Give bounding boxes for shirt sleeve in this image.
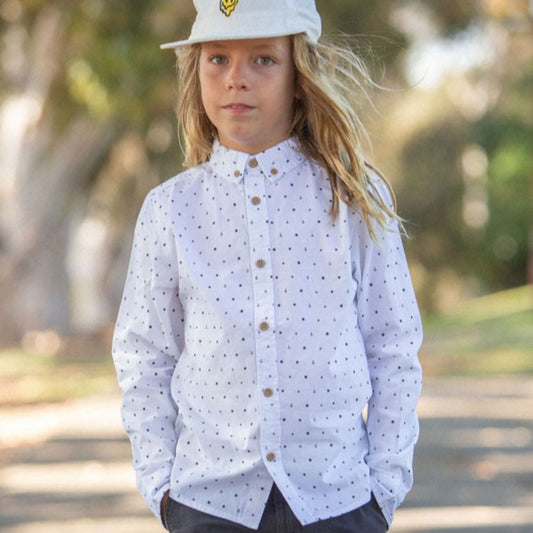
[112,190,184,522]
[353,177,423,525]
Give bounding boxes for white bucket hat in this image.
[160,0,321,49]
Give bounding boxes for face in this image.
[199,36,296,154]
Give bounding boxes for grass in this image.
[0,347,118,406]
[420,285,533,377]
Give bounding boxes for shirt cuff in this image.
[370,475,397,525]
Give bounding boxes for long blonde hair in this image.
[175,34,399,237]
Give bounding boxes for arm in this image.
[354,180,423,525]
[112,191,184,523]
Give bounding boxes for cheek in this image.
[279,77,297,113]
[280,68,296,105]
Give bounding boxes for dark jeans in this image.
[165,484,388,532]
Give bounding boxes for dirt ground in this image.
[1,376,533,533]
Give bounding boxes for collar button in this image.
[248,158,258,168]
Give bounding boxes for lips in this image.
[223,103,254,113]
[224,103,253,108]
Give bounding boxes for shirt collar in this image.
[208,138,306,183]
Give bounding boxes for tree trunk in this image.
[0,6,119,345]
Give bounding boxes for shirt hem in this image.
[298,490,372,526]
[170,494,264,530]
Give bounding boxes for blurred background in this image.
[0,1,532,532]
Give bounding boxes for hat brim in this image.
[160,38,201,49]
[160,29,309,50]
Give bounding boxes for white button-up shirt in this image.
[112,138,422,529]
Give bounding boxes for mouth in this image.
[223,103,254,113]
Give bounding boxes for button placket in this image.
[243,161,282,474]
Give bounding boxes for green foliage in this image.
[61,1,188,127]
[421,0,477,33]
[472,61,533,289]
[398,34,532,307]
[398,118,469,269]
[485,134,532,286]
[317,0,407,77]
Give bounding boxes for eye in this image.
[256,56,275,66]
[209,55,228,65]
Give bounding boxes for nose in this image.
[226,60,249,90]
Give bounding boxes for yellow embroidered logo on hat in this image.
[220,0,239,17]
[160,0,322,49]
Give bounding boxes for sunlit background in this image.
[0,1,532,532]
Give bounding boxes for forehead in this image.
[201,36,292,54]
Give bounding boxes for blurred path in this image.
[0,395,159,533]
[1,377,533,533]
[392,377,533,533]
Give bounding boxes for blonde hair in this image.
[175,34,399,237]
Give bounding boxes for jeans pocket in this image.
[164,497,173,532]
[370,494,389,531]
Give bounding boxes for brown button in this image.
[259,321,270,331]
[256,259,266,268]
[251,196,261,205]
[234,170,241,178]
[263,388,274,398]
[270,168,278,175]
[266,452,276,462]
[248,158,258,168]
